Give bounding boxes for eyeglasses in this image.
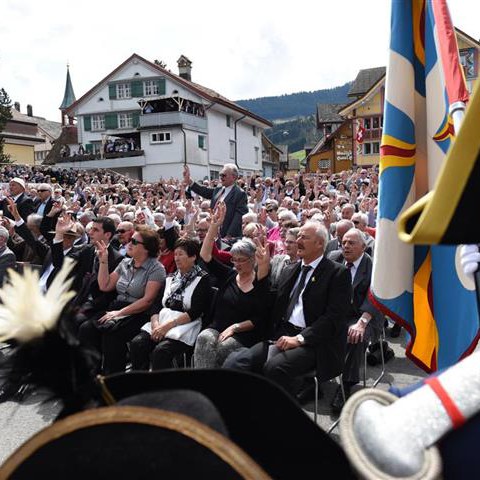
[37,189,50,192]
[352,220,360,225]
[130,238,144,246]
[116,229,127,234]
[219,173,227,178]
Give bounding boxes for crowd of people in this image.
[0,161,393,412]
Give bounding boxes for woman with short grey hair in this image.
[193,203,269,368]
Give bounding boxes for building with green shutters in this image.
[57,54,271,181]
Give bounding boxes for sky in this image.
[1,0,479,123]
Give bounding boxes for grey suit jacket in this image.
[190,182,248,238]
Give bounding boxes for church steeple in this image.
[60,64,76,126]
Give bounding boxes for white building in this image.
[58,54,271,181]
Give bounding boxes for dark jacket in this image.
[271,256,352,379]
[190,182,248,238]
[2,193,35,222]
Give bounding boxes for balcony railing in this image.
[55,149,145,163]
[139,111,207,130]
[363,128,382,140]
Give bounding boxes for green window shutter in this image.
[198,135,205,148]
[109,84,117,100]
[83,116,91,131]
[105,113,118,130]
[157,78,166,95]
[131,81,143,97]
[132,112,140,128]
[85,143,94,153]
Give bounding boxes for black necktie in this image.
[285,265,312,322]
[346,262,354,282]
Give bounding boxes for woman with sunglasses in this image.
[78,226,166,374]
[193,202,270,368]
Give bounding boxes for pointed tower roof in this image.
[59,65,76,110]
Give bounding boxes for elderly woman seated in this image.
[78,226,166,374]
[193,203,269,369]
[129,238,211,370]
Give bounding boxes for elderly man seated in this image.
[328,228,383,413]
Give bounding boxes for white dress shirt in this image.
[288,255,323,328]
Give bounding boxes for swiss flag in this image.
[356,125,365,144]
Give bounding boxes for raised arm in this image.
[200,202,225,264]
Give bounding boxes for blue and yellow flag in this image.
[371,0,479,372]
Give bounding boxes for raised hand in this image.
[183,165,191,186]
[212,201,226,225]
[55,213,75,235]
[95,240,109,264]
[6,197,20,221]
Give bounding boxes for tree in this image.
[0,88,12,163]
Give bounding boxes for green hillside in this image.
[236,82,352,121]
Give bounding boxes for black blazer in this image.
[2,193,35,222]
[51,242,123,309]
[328,251,383,330]
[271,256,352,379]
[190,182,248,238]
[34,197,59,241]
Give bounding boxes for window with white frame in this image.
[254,146,259,164]
[91,115,105,131]
[144,80,159,96]
[229,140,235,159]
[150,131,172,144]
[116,83,131,99]
[226,115,233,128]
[252,125,257,136]
[363,142,380,155]
[118,113,133,129]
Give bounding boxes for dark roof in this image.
[66,53,272,127]
[348,67,386,97]
[60,66,76,110]
[316,103,346,123]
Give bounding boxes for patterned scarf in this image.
[165,264,203,310]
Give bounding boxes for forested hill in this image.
[236,82,352,121]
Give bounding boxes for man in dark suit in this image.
[324,219,354,257]
[183,164,248,239]
[33,183,60,241]
[328,228,383,412]
[225,221,352,397]
[1,178,35,222]
[52,216,123,330]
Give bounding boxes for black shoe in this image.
[0,380,22,403]
[330,385,351,414]
[390,323,402,338]
[296,383,322,405]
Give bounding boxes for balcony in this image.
[139,111,207,131]
[363,128,382,141]
[54,149,145,164]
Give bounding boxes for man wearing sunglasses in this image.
[114,221,135,257]
[183,164,247,240]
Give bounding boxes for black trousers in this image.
[78,301,149,375]
[130,331,193,371]
[223,322,317,395]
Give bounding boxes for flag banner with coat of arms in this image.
[370,0,480,372]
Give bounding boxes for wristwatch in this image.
[233,323,239,332]
[296,334,305,345]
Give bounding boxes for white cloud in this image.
[0,0,477,121]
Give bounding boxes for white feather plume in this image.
[0,258,77,343]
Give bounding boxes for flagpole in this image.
[449,101,467,132]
